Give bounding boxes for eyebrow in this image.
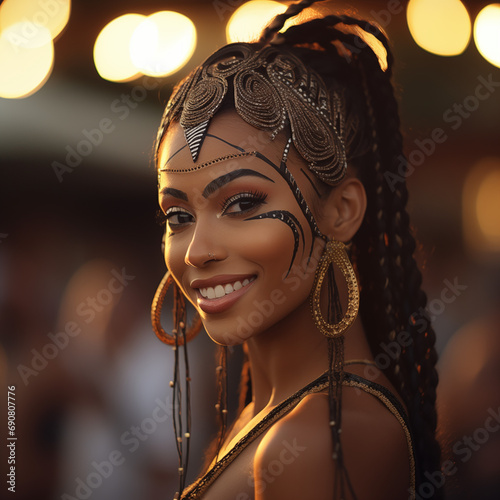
[159,187,189,201]
[202,169,274,198]
[160,169,275,202]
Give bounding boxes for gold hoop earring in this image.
[151,271,203,345]
[310,239,359,337]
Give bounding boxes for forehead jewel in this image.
[159,43,347,185]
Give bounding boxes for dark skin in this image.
[158,110,410,499]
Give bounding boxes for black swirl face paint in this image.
[300,168,322,198]
[161,132,327,271]
[244,210,304,277]
[252,136,327,267]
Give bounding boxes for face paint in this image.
[300,168,322,198]
[157,111,331,345]
[245,210,304,277]
[160,134,254,175]
[184,120,210,161]
[161,127,326,270]
[161,130,326,258]
[252,136,327,266]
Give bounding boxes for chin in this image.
[202,318,258,346]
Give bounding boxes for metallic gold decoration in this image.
[160,151,257,173]
[310,240,359,337]
[158,43,347,185]
[151,271,203,345]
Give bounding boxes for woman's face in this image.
[157,110,327,345]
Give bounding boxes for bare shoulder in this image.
[253,385,410,500]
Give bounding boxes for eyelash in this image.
[156,208,193,231]
[165,207,192,226]
[219,190,267,215]
[157,190,268,231]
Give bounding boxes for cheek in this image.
[238,220,292,267]
[163,234,189,286]
[208,259,317,346]
[204,222,320,346]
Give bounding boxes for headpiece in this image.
[157,43,348,185]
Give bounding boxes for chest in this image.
[200,436,263,500]
[191,404,274,500]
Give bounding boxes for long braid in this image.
[259,0,316,44]
[357,37,442,492]
[330,21,441,494]
[256,4,442,497]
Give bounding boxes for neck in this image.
[244,297,373,415]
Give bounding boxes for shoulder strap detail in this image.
[180,372,416,499]
[342,373,416,498]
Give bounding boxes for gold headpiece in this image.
[157,43,347,186]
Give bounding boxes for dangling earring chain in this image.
[310,238,360,500]
[170,295,191,497]
[215,346,228,462]
[150,272,205,498]
[310,239,359,337]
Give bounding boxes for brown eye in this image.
[220,191,267,216]
[165,207,194,229]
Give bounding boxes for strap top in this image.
[180,369,416,499]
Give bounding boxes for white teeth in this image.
[198,277,255,300]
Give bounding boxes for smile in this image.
[191,274,257,314]
[199,277,255,299]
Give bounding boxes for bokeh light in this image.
[476,169,500,244]
[130,11,196,78]
[463,157,500,254]
[407,0,471,56]
[0,0,70,41]
[0,26,54,98]
[474,4,500,68]
[94,14,145,83]
[226,1,287,43]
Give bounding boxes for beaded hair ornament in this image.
[157,43,347,185]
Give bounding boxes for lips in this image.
[190,274,256,314]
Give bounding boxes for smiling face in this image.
[157,110,328,345]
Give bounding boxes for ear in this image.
[319,177,367,242]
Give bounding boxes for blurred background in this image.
[1,0,499,499]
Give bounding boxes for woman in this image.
[152,1,441,498]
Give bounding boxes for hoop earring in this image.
[151,271,203,346]
[310,239,359,337]
[152,271,203,496]
[310,239,360,498]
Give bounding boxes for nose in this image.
[184,223,227,268]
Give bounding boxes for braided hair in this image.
[248,1,441,496]
[158,1,441,496]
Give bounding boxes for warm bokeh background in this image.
[1,1,499,499]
